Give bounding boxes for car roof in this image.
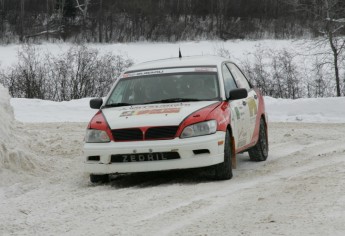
[125,55,230,72]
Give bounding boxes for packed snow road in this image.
[1,122,345,235]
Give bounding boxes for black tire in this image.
[248,118,268,161]
[90,174,110,183]
[214,130,233,180]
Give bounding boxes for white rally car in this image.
[84,56,268,183]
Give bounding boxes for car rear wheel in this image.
[214,130,233,180]
[249,118,268,161]
[90,174,110,183]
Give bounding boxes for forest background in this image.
[1,0,345,99]
[1,0,342,43]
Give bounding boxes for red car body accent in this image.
[88,111,113,141]
[206,101,230,132]
[175,101,223,136]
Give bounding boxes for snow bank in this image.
[0,85,14,141]
[0,85,44,185]
[265,96,345,123]
[10,97,94,123]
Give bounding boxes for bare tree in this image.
[293,0,345,96]
[0,0,4,40]
[57,0,66,39]
[75,0,90,38]
[322,0,345,96]
[239,47,304,99]
[20,0,24,42]
[98,0,103,43]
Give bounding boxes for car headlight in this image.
[85,129,110,143]
[180,120,217,138]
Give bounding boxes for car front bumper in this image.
[83,131,226,174]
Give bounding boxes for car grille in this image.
[112,126,178,141]
[112,128,143,141]
[146,126,179,139]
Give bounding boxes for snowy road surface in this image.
[1,122,345,235]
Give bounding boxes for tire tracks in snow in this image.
[136,152,345,235]
[129,136,345,235]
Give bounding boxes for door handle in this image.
[242,101,247,106]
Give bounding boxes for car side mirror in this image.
[229,88,248,100]
[90,98,103,109]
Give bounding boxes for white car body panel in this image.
[84,131,226,174]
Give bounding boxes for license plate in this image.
[111,152,180,163]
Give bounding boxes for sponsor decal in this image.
[234,107,240,120]
[134,70,164,77]
[247,98,258,117]
[120,108,181,117]
[124,67,217,78]
[194,67,216,72]
[237,128,247,148]
[123,153,166,162]
[118,103,191,110]
[111,152,180,162]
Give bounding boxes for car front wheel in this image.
[248,118,268,161]
[214,130,233,180]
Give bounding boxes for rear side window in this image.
[222,64,237,98]
[226,63,251,91]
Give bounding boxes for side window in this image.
[227,63,251,91]
[222,64,237,98]
[107,79,131,104]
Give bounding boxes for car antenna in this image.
[179,47,182,58]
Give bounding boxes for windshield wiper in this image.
[103,102,132,108]
[146,98,202,104]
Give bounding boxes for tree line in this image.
[1,43,343,101]
[1,0,345,43]
[0,0,344,97]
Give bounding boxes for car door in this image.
[221,63,248,149]
[227,63,258,146]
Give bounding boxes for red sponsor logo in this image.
[120,108,181,117]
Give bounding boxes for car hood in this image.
[102,101,219,129]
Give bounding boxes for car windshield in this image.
[105,71,220,106]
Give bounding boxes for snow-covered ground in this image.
[1,82,345,235]
[1,39,344,236]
